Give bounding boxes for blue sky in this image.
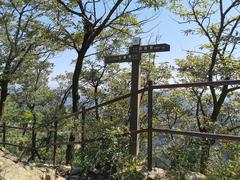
[48,7,207,84]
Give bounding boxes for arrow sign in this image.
[104,54,132,64]
[129,43,170,54]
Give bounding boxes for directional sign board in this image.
[103,40,171,158]
[129,43,170,54]
[104,54,132,64]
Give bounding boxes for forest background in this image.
[0,0,240,179]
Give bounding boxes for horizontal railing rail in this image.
[0,142,32,149]
[0,124,32,131]
[152,128,240,141]
[47,89,146,125]
[41,128,240,146]
[1,127,239,149]
[153,80,240,89]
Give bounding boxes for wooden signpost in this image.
[104,55,132,64]
[129,43,170,54]
[104,38,170,156]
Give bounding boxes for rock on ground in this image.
[144,168,169,180]
[185,172,207,180]
[0,147,64,180]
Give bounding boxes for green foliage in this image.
[207,142,240,179]
[176,53,210,82]
[117,158,145,179]
[138,0,170,9]
[163,137,202,171]
[0,0,55,82]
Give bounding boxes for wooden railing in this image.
[0,80,240,171]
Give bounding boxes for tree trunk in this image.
[0,80,9,122]
[65,132,75,165]
[66,42,91,165]
[199,139,212,173]
[199,88,228,173]
[29,107,38,161]
[94,86,100,120]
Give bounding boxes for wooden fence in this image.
[1,80,240,171]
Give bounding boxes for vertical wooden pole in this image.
[147,81,153,171]
[53,120,58,166]
[129,50,141,156]
[81,106,85,161]
[2,122,6,148]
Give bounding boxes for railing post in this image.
[2,122,6,148]
[81,106,85,161]
[147,81,153,171]
[53,120,58,166]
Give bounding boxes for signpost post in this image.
[104,38,170,157]
[129,46,141,156]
